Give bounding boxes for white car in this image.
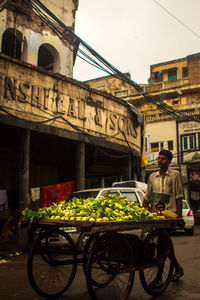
[67,187,145,207]
[181,199,195,235]
[65,187,145,249]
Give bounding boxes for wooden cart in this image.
[27,218,184,300]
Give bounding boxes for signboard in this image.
[0,57,141,151]
[179,121,200,134]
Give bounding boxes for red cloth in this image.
[41,181,75,208]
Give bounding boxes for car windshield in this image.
[182,200,189,209]
[120,192,139,204]
[66,191,99,201]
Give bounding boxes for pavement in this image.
[1,226,200,300]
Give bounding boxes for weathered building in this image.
[85,53,200,210]
[0,0,79,77]
[0,0,143,225]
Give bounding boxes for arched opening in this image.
[38,43,60,73]
[1,28,27,61]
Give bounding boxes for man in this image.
[143,149,184,283]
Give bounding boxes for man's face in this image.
[157,154,171,169]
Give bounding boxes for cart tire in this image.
[86,233,135,300]
[139,229,174,296]
[27,229,77,298]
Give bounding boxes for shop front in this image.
[178,120,200,211]
[0,54,143,236]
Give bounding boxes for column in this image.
[75,142,85,191]
[128,154,132,180]
[18,128,30,217]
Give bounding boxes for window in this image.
[145,136,149,152]
[120,191,139,204]
[182,135,195,150]
[153,72,159,80]
[151,142,164,152]
[168,69,177,81]
[38,44,60,73]
[172,100,179,105]
[168,140,173,151]
[152,71,162,82]
[2,28,28,62]
[182,67,188,78]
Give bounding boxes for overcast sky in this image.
[73,0,200,84]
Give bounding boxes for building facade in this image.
[0,0,79,77]
[85,53,200,210]
[0,0,143,226]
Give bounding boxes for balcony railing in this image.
[145,78,189,93]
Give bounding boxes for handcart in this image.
[27,218,184,300]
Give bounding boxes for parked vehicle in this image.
[180,200,195,235]
[65,187,145,249]
[112,180,147,193]
[67,186,145,207]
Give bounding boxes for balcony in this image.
[145,78,189,94]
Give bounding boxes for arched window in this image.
[1,28,27,60]
[38,43,60,73]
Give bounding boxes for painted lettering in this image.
[4,76,16,100]
[18,82,30,102]
[78,100,86,120]
[31,86,42,107]
[68,98,76,117]
[43,88,50,109]
[94,108,102,126]
[110,113,117,130]
[118,117,125,133]
[126,119,137,138]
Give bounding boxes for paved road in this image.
[1,226,200,300]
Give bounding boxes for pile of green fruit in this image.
[21,193,165,223]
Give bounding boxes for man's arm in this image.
[142,199,150,209]
[143,175,153,209]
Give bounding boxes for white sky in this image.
[73,0,200,84]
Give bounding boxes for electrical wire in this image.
[25,0,200,124]
[146,150,194,167]
[153,0,200,39]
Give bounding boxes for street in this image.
[1,226,200,300]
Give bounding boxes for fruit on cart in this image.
[162,210,177,219]
[21,192,166,223]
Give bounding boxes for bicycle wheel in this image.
[86,233,135,300]
[27,229,77,298]
[139,229,174,296]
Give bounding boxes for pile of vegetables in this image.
[22,193,166,223]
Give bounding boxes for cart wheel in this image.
[139,229,174,296]
[27,229,77,298]
[86,233,135,300]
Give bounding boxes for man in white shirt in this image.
[143,149,184,284]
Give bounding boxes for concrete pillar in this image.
[17,128,30,251]
[128,154,132,180]
[100,177,105,187]
[18,128,30,217]
[75,142,85,191]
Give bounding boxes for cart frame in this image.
[27,218,184,299]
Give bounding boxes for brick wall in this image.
[187,53,200,84]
